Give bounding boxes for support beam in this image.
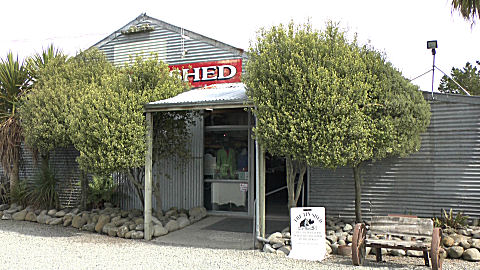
[144,112,153,240]
[259,145,266,238]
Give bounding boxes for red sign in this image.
[169,59,242,88]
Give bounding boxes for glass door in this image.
[203,109,251,214]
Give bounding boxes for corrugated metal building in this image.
[309,93,480,219]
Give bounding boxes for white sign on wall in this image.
[288,207,326,261]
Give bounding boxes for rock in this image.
[36,213,49,224]
[188,206,207,222]
[390,249,406,256]
[12,209,27,221]
[117,225,129,238]
[165,209,177,218]
[25,212,37,222]
[131,231,144,239]
[347,235,353,243]
[153,225,168,237]
[128,209,142,219]
[45,216,54,224]
[104,202,113,208]
[47,209,57,216]
[337,240,346,246]
[337,245,351,256]
[326,235,338,244]
[452,234,469,245]
[95,215,111,233]
[371,248,387,255]
[442,236,454,247]
[267,232,282,242]
[134,218,144,225]
[165,220,179,232]
[70,208,80,215]
[278,245,291,255]
[113,218,129,227]
[458,229,469,236]
[0,204,9,211]
[55,210,66,217]
[71,215,87,229]
[471,239,480,249]
[406,250,424,257]
[102,223,114,234]
[272,242,284,249]
[326,244,332,254]
[135,224,144,231]
[269,237,284,245]
[125,231,133,239]
[473,232,480,239]
[460,240,471,249]
[365,247,371,256]
[263,244,275,253]
[343,223,353,232]
[82,223,96,232]
[120,210,129,218]
[63,215,73,227]
[49,218,63,225]
[152,216,162,225]
[107,226,119,237]
[1,213,12,220]
[447,246,464,259]
[129,223,137,230]
[177,216,190,229]
[463,248,480,261]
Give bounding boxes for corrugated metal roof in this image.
[145,83,252,112]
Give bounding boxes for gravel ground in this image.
[0,220,478,270]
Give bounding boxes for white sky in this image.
[1,0,479,92]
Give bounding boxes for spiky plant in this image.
[0,52,30,191]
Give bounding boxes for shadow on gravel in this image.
[0,220,84,238]
[331,255,430,269]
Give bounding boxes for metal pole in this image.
[431,48,436,99]
[144,112,153,240]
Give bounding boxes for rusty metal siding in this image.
[309,99,480,220]
[97,25,242,67]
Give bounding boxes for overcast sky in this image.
[1,0,479,92]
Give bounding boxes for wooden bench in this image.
[351,216,443,270]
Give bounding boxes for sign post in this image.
[288,207,326,261]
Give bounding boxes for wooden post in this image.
[144,112,153,240]
[259,145,266,238]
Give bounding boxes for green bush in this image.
[88,175,117,209]
[0,181,9,204]
[433,208,469,229]
[10,181,30,206]
[31,169,59,209]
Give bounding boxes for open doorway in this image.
[265,154,308,219]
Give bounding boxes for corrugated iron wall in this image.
[309,97,480,220]
[114,114,203,211]
[0,145,82,208]
[98,25,242,66]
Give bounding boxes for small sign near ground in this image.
[288,207,326,261]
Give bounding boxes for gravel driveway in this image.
[0,220,478,270]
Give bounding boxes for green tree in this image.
[244,22,431,222]
[451,0,480,24]
[68,54,190,208]
[0,52,31,192]
[438,61,480,95]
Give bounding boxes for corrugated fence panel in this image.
[309,100,480,220]
[98,25,242,67]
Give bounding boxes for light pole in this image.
[427,40,438,98]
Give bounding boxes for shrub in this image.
[88,175,117,209]
[10,180,30,206]
[433,208,469,229]
[0,181,9,204]
[30,169,59,209]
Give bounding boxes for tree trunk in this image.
[353,164,362,223]
[40,153,50,177]
[9,160,19,193]
[153,182,163,217]
[286,157,307,218]
[127,169,145,208]
[79,171,88,210]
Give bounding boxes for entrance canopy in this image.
[144,83,253,112]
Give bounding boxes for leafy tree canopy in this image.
[244,22,431,220]
[451,0,480,25]
[438,60,480,95]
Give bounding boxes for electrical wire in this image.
[409,69,433,82]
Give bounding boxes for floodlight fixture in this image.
[427,40,437,49]
[427,40,438,97]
